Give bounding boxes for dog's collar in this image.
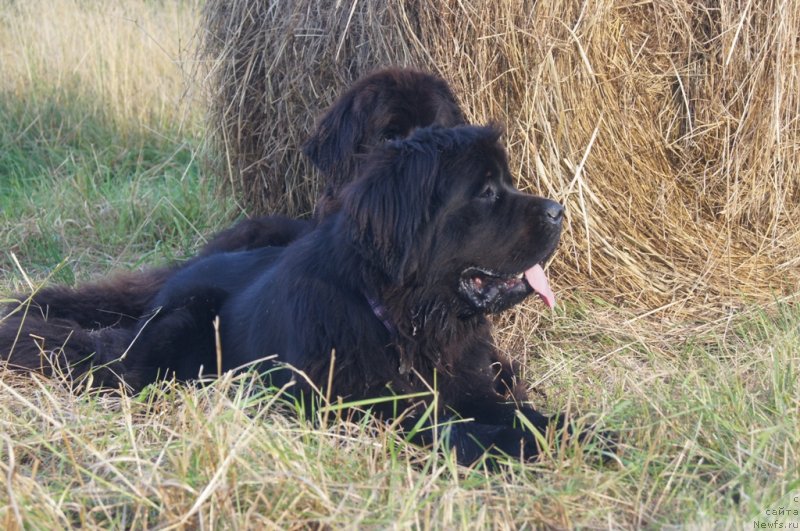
[366,296,397,337]
[367,295,417,376]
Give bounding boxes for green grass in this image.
[0,89,235,289]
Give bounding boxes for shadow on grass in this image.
[0,89,233,285]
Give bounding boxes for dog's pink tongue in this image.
[524,264,555,309]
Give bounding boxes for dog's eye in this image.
[478,184,497,201]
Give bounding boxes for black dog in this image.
[3,125,576,464]
[7,69,465,334]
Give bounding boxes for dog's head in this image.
[341,124,563,315]
[303,68,465,217]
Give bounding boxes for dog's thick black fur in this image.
[2,125,577,464]
[8,68,465,331]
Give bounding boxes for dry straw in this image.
[0,0,201,134]
[201,0,799,314]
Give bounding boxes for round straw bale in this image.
[201,0,800,313]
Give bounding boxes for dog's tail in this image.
[17,266,175,330]
[0,306,139,390]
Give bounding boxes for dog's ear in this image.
[303,87,375,194]
[342,143,440,283]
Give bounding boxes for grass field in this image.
[1,1,798,528]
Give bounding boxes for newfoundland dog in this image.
[2,124,579,465]
[10,68,465,332]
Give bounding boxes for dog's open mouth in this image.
[459,264,555,313]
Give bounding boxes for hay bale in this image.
[201,0,800,312]
[201,0,414,216]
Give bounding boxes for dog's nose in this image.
[543,200,564,224]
